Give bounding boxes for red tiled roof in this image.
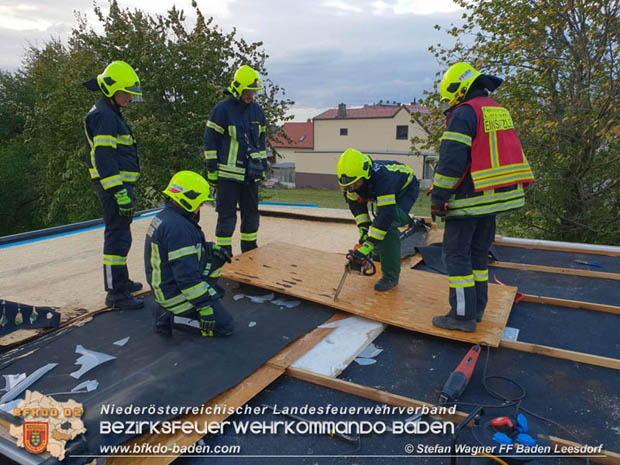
[271,121,314,148]
[313,104,429,120]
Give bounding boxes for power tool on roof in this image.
[333,244,376,300]
[439,344,481,403]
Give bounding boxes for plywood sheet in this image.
[222,242,517,347]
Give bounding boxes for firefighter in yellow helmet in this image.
[431,62,534,332]
[83,61,144,310]
[144,171,234,337]
[204,65,267,261]
[337,148,420,291]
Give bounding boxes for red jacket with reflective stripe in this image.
[457,96,534,192]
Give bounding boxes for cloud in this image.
[0,0,463,115]
[322,0,364,14]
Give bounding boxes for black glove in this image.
[431,202,448,222]
[213,244,232,263]
[246,158,264,182]
[199,305,215,337]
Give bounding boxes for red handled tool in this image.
[439,344,481,403]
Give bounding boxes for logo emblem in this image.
[23,422,48,454]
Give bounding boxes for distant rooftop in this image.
[271,121,314,149]
[314,102,429,120]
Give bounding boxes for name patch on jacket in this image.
[482,107,514,133]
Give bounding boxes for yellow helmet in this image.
[97,61,142,98]
[337,148,372,190]
[227,65,263,98]
[440,62,481,107]
[163,171,213,212]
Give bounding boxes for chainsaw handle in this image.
[362,258,376,276]
[345,252,376,276]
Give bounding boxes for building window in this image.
[396,125,408,140]
[340,128,348,136]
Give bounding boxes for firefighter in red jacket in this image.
[431,62,534,332]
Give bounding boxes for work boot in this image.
[127,280,143,293]
[105,291,144,310]
[432,314,477,333]
[152,304,172,336]
[374,278,397,292]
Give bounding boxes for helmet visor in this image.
[246,79,263,91]
[124,83,143,96]
[339,175,363,192]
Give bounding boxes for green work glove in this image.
[212,244,232,263]
[358,224,370,244]
[199,305,215,337]
[207,171,218,187]
[114,188,134,217]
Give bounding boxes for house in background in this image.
[270,120,314,163]
[271,102,436,189]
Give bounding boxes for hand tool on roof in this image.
[439,344,481,403]
[574,259,602,268]
[333,245,376,301]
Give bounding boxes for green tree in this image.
[16,0,292,230]
[413,0,620,245]
[0,71,38,236]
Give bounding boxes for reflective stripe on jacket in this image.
[431,91,532,219]
[84,98,140,191]
[461,96,534,191]
[346,160,416,245]
[204,95,266,182]
[144,203,219,314]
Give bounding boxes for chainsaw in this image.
[333,246,376,301]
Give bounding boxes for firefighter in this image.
[83,61,144,310]
[144,171,234,337]
[431,62,535,332]
[337,148,420,291]
[204,65,267,263]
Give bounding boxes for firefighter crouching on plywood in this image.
[337,148,420,292]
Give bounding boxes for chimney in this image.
[337,103,346,119]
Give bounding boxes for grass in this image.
[261,187,432,218]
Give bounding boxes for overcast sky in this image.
[0,0,464,121]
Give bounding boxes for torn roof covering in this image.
[70,345,116,379]
[0,293,335,460]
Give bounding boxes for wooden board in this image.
[494,237,620,257]
[222,242,517,347]
[500,340,620,371]
[491,260,620,281]
[291,316,386,377]
[522,294,620,316]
